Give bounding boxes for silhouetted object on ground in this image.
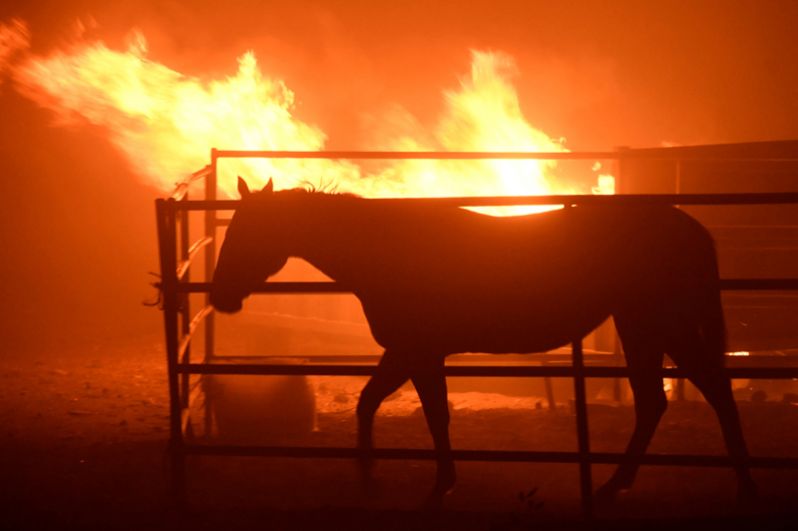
[210,177,757,508]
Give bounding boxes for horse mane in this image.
[299,179,336,194]
[296,179,358,197]
[272,180,360,201]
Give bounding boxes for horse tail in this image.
[702,280,727,361]
[700,239,727,362]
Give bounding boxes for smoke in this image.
[0,18,29,81]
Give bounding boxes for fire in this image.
[357,51,574,215]
[6,23,612,213]
[12,30,349,193]
[0,19,29,79]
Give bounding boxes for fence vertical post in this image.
[572,336,593,519]
[156,198,186,506]
[612,148,629,404]
[205,149,218,358]
[673,158,687,401]
[179,191,191,410]
[203,149,218,437]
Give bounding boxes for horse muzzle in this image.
[209,291,244,314]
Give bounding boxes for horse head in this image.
[210,177,289,313]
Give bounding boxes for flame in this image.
[591,163,616,195]
[0,18,30,80]
[358,51,574,215]
[9,24,613,213]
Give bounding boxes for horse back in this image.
[319,201,718,354]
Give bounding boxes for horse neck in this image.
[290,195,375,284]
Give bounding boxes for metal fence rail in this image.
[155,147,798,518]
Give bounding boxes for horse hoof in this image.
[420,475,456,512]
[421,497,443,513]
[356,456,379,496]
[357,455,373,473]
[593,486,616,505]
[594,481,628,505]
[736,479,759,505]
[421,486,453,512]
[362,479,380,499]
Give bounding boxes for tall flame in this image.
[7,24,611,213]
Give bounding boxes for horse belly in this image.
[364,293,611,354]
[454,300,608,353]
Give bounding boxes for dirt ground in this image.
[2,335,798,531]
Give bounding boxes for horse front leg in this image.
[596,317,667,503]
[356,349,409,492]
[410,355,455,509]
[596,365,667,502]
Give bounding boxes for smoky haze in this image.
[0,0,797,352]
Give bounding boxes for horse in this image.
[210,177,757,507]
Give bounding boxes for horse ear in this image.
[263,178,274,193]
[237,176,251,198]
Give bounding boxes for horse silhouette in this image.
[210,177,756,507]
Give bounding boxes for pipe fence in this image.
[155,147,798,518]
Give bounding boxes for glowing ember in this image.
[7,23,613,213]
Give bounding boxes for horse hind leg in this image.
[409,355,455,510]
[356,349,410,491]
[666,326,758,501]
[596,312,668,503]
